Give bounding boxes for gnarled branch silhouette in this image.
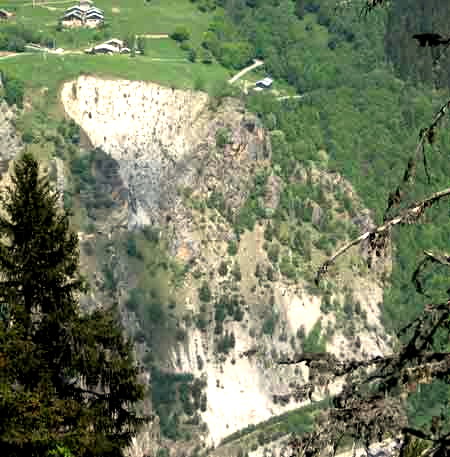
[412,250,450,296]
[315,187,450,285]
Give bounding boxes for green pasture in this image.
[0,52,231,98]
[0,0,217,49]
[140,38,186,59]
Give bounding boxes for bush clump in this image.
[170,26,190,42]
[198,281,212,302]
[1,72,24,108]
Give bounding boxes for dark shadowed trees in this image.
[0,153,147,457]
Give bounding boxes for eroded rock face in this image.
[61,76,270,233]
[170,224,389,447]
[170,322,310,446]
[62,77,208,227]
[61,76,390,451]
[0,101,22,168]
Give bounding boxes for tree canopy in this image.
[280,1,450,456]
[0,153,147,457]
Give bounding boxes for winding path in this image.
[228,59,264,84]
[0,50,187,62]
[20,0,73,6]
[276,94,305,101]
[137,34,170,39]
[0,52,32,60]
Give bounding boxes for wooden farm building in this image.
[255,77,273,89]
[0,9,14,20]
[85,38,131,55]
[61,1,104,28]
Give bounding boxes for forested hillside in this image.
[196,0,450,325]
[1,0,450,455]
[385,0,450,87]
[203,0,450,431]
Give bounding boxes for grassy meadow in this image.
[0,0,233,116]
[0,0,216,49]
[0,52,231,108]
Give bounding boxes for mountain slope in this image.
[60,75,391,451]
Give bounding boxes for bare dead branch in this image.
[316,187,450,284]
[278,352,388,376]
[289,395,407,457]
[412,251,450,295]
[278,352,338,365]
[385,97,450,219]
[290,9,450,457]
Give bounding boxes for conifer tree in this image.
[0,153,147,457]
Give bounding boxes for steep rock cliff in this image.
[61,76,391,452]
[0,100,22,168]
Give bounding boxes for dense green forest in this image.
[199,0,450,326]
[200,0,450,427]
[385,0,450,87]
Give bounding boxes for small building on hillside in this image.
[61,1,104,28]
[62,10,84,28]
[255,77,273,89]
[85,9,104,28]
[0,9,14,20]
[102,39,124,49]
[89,43,117,54]
[85,38,130,55]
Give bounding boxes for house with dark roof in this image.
[0,9,14,20]
[61,0,104,28]
[84,38,130,55]
[62,9,84,27]
[255,77,273,89]
[85,9,104,28]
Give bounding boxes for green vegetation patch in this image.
[220,399,330,447]
[0,53,229,101]
[0,0,219,49]
[151,368,207,440]
[303,319,327,353]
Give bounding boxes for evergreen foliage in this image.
[262,312,278,336]
[385,0,450,88]
[1,72,24,109]
[151,368,207,439]
[217,330,236,354]
[0,153,146,457]
[198,281,212,302]
[302,320,326,353]
[0,23,55,53]
[170,26,191,43]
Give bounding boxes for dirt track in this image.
[228,59,264,84]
